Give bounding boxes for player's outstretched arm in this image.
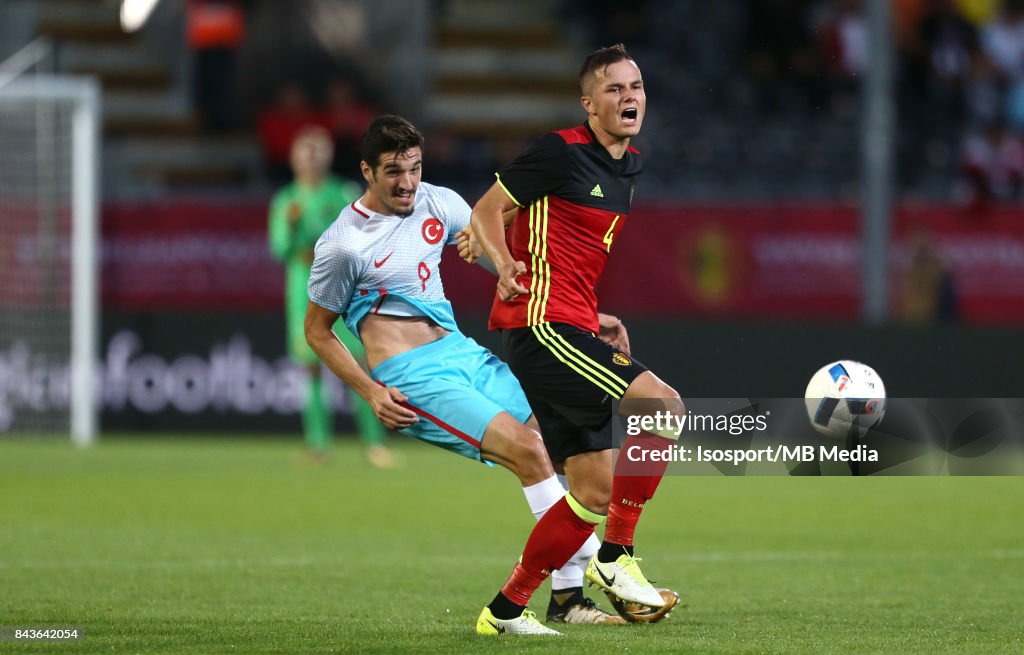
[455,208,517,271]
[471,183,529,301]
[304,301,417,429]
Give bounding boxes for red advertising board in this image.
[591,204,1024,323]
[4,200,1023,324]
[102,201,280,311]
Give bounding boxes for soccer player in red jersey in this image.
[467,44,684,627]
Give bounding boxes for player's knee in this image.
[509,427,553,484]
[665,392,685,419]
[622,378,685,426]
[651,378,682,401]
[645,377,685,418]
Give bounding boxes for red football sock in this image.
[605,433,670,547]
[499,495,601,606]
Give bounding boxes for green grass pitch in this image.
[1,436,1022,654]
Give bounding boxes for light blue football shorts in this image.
[369,331,533,463]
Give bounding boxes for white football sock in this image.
[521,475,564,520]
[552,533,599,592]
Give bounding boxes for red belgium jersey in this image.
[488,123,642,334]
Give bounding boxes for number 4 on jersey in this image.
[603,215,620,252]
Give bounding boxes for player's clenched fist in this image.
[497,261,529,302]
[455,226,481,264]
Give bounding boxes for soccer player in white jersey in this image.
[304,115,655,635]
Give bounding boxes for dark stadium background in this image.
[2,0,1023,433]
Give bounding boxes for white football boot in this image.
[476,607,562,636]
[585,553,666,608]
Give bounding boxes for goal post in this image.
[0,74,101,446]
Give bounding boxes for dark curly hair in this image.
[360,114,424,169]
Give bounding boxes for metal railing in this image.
[0,37,54,91]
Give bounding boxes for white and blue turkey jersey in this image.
[308,181,470,339]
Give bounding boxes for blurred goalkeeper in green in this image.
[268,126,393,468]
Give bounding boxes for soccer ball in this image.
[804,360,886,440]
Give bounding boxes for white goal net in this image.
[0,73,100,445]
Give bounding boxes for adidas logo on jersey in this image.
[590,184,604,198]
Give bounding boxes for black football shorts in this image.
[501,321,649,463]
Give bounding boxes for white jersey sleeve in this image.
[423,183,472,245]
[308,237,361,315]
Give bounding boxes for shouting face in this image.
[582,59,646,145]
